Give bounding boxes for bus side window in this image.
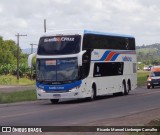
[81,49,92,79]
[97,66,100,73]
[118,63,123,74]
[125,38,129,50]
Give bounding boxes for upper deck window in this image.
[83,34,135,50]
[37,35,81,55]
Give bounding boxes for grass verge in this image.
[0,75,35,85]
[0,90,36,104]
[137,71,149,86]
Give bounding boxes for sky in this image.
[0,0,160,49]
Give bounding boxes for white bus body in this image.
[29,30,137,103]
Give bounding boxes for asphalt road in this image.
[0,86,160,126]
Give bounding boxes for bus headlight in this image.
[37,87,46,93]
[69,88,77,92]
[69,86,80,92]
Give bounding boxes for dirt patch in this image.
[83,108,160,126]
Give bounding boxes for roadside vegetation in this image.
[137,71,149,86]
[137,44,160,66]
[0,90,36,103]
[0,75,35,85]
[0,36,36,79]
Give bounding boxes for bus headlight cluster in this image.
[37,87,46,93]
[69,86,80,92]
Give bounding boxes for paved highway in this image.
[0,86,160,126]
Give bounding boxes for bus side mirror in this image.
[78,50,86,66]
[28,53,36,68]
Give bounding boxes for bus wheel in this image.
[50,99,59,104]
[152,86,154,89]
[90,85,96,101]
[123,82,128,95]
[125,82,130,95]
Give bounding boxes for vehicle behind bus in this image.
[147,66,160,89]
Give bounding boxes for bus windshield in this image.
[36,58,78,83]
[37,35,81,55]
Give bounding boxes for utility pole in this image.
[15,33,27,80]
[44,19,46,33]
[30,43,37,54]
[30,43,37,80]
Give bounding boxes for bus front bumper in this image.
[36,88,84,99]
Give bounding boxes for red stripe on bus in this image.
[105,52,116,61]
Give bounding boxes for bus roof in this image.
[41,29,83,37]
[41,29,134,38]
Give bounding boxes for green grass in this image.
[137,71,149,86]
[0,74,36,104]
[0,75,35,85]
[0,90,36,104]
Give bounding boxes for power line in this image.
[15,33,27,80]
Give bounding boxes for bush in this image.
[19,63,30,77]
[0,64,16,75]
[0,63,35,78]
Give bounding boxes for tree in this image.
[0,37,21,65]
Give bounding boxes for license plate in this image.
[53,94,61,98]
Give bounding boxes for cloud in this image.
[0,0,160,48]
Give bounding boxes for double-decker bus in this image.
[28,30,137,103]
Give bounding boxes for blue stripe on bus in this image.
[99,51,111,61]
[36,80,82,91]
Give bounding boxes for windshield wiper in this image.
[37,80,52,84]
[38,80,62,85]
[37,80,45,83]
[51,82,62,84]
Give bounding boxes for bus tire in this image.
[90,84,97,101]
[50,99,59,104]
[125,80,131,95]
[123,81,128,95]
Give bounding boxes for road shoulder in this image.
[83,107,160,126]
